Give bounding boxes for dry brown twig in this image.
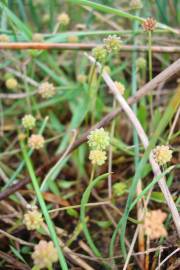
[0,42,180,53]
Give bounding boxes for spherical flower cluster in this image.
[23,209,43,230]
[22,114,36,130]
[114,81,125,95]
[88,128,110,151]
[143,209,167,240]
[0,34,10,42]
[5,77,18,90]
[153,145,172,165]
[89,150,107,166]
[42,14,50,23]
[88,128,110,167]
[57,12,70,25]
[92,46,107,63]
[28,134,45,150]
[103,65,111,74]
[77,74,87,84]
[103,35,121,53]
[38,82,56,99]
[68,35,79,43]
[32,240,58,269]
[18,133,26,141]
[130,0,143,9]
[32,33,44,42]
[136,57,147,70]
[142,17,156,32]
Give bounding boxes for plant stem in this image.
[131,9,145,266]
[148,30,153,120]
[20,140,68,270]
[148,31,152,81]
[108,98,116,200]
[80,172,109,258]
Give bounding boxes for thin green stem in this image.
[20,140,68,270]
[108,98,116,200]
[91,64,104,125]
[89,165,95,184]
[148,31,152,81]
[148,30,153,120]
[80,172,109,257]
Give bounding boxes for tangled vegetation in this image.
[0,0,180,269]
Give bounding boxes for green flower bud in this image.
[88,128,110,150]
[22,114,36,130]
[92,46,107,63]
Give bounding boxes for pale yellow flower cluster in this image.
[130,0,143,9]
[144,209,167,240]
[32,33,44,42]
[88,128,110,151]
[23,208,43,230]
[22,114,36,130]
[38,82,56,99]
[153,145,172,165]
[0,34,10,42]
[5,78,18,90]
[92,35,121,63]
[92,46,107,63]
[32,240,58,269]
[114,81,125,95]
[28,134,45,150]
[89,149,107,166]
[103,35,121,53]
[57,12,70,25]
[21,114,45,150]
[88,128,110,166]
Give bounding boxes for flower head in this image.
[89,150,107,166]
[88,128,110,150]
[103,35,121,53]
[23,208,43,230]
[92,46,107,63]
[57,12,70,25]
[68,35,79,43]
[114,81,125,95]
[153,145,172,165]
[32,240,58,269]
[18,133,26,141]
[38,82,56,99]
[130,0,143,9]
[103,65,111,74]
[42,14,50,23]
[0,34,10,42]
[32,33,44,42]
[28,134,45,150]
[144,209,167,240]
[22,114,36,130]
[142,17,156,31]
[77,74,87,84]
[136,57,147,70]
[5,77,18,90]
